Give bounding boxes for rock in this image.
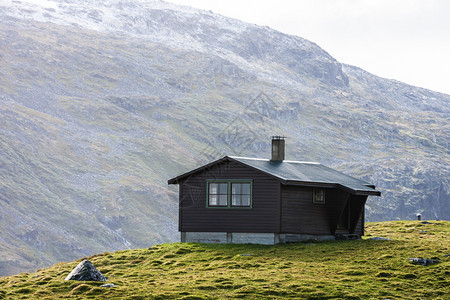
[100,283,116,288]
[368,237,392,241]
[421,221,433,224]
[407,257,440,266]
[65,260,107,281]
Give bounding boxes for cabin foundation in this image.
[181,232,342,244]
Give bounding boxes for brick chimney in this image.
[271,136,285,161]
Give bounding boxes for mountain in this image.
[1,221,449,299]
[0,0,448,276]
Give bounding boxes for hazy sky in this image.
[169,0,450,95]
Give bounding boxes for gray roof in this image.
[230,156,380,196]
[168,156,380,196]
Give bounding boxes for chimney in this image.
[271,136,285,161]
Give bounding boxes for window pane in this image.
[219,194,228,206]
[241,194,250,206]
[219,183,228,194]
[209,195,217,206]
[313,189,325,204]
[318,190,324,201]
[232,194,240,206]
[319,190,324,201]
[241,183,250,194]
[209,183,218,194]
[232,183,241,194]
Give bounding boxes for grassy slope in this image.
[0,221,448,299]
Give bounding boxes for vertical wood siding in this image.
[179,160,280,233]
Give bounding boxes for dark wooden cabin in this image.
[168,137,381,244]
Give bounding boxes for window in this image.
[231,183,251,207]
[208,182,228,206]
[313,188,325,204]
[207,180,252,208]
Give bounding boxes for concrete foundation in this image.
[181,232,337,244]
[280,233,335,243]
[181,232,228,243]
[232,233,278,245]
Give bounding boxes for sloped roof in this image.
[168,156,380,196]
[230,156,380,196]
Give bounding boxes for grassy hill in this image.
[0,221,448,299]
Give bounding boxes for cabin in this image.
[168,137,381,244]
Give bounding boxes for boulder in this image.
[407,257,440,266]
[421,221,433,224]
[368,237,392,241]
[65,259,107,281]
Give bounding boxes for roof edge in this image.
[285,180,381,196]
[337,183,381,196]
[168,156,229,185]
[229,156,320,165]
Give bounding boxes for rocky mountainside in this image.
[0,0,448,276]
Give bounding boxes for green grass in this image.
[0,221,448,299]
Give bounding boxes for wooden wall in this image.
[179,160,281,233]
[177,159,368,237]
[281,185,352,235]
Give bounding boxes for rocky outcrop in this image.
[65,260,107,281]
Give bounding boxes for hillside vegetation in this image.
[0,221,448,299]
